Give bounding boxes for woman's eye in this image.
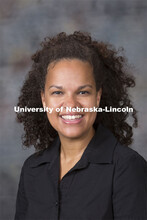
[79,91,89,95]
[51,91,63,95]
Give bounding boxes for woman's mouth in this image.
[60,114,84,124]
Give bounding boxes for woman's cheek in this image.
[82,99,97,108]
[46,98,61,108]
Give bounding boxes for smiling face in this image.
[41,59,101,141]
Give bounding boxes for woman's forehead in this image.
[47,58,92,71]
[46,59,95,83]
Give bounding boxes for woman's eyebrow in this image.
[48,84,93,90]
[49,85,63,90]
[78,85,93,89]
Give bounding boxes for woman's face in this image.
[41,59,101,140]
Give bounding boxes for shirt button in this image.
[55,201,58,206]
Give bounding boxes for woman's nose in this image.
[62,95,77,108]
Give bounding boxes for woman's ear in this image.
[96,88,102,107]
[41,91,46,108]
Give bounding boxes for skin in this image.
[41,59,102,179]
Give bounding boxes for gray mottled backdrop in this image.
[0,0,147,219]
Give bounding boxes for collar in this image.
[29,124,118,168]
[86,124,117,164]
[29,136,60,168]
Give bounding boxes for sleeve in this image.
[14,165,28,220]
[113,153,147,220]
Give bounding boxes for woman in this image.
[15,32,147,220]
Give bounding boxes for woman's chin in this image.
[58,129,86,140]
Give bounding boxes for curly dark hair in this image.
[16,31,138,151]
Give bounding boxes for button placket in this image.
[59,171,77,202]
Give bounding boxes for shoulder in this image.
[22,149,46,170]
[21,136,60,170]
[113,142,147,185]
[112,143,147,217]
[113,142,147,168]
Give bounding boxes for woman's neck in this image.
[59,127,95,162]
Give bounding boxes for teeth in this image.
[61,115,82,120]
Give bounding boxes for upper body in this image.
[15,32,147,220]
[15,124,147,220]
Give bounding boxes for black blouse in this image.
[15,124,147,220]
